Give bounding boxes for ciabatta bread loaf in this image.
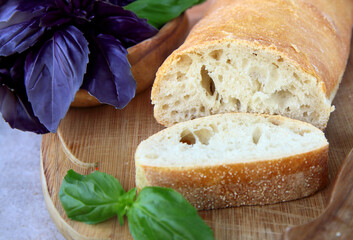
[151,0,353,130]
[135,113,329,210]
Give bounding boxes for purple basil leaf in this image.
[0,0,49,24]
[51,0,95,22]
[83,34,136,108]
[98,15,157,47]
[15,0,52,13]
[24,25,89,132]
[94,1,157,48]
[40,9,72,27]
[0,0,18,22]
[0,84,48,134]
[103,0,136,6]
[94,1,137,18]
[0,17,45,56]
[0,68,11,86]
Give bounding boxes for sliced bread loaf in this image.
[151,0,353,129]
[135,113,329,210]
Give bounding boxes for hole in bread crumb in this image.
[200,105,205,113]
[209,49,223,60]
[200,65,215,96]
[293,72,299,80]
[180,129,196,145]
[277,57,284,62]
[272,63,279,68]
[184,95,190,100]
[252,127,262,145]
[230,97,241,110]
[291,128,311,136]
[162,104,169,110]
[194,128,214,145]
[303,112,308,117]
[226,59,231,64]
[215,92,220,101]
[177,54,192,66]
[177,72,185,81]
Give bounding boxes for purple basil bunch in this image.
[0,0,158,133]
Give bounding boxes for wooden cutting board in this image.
[40,15,353,240]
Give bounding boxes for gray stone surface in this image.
[0,119,65,240]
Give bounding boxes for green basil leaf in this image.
[59,170,126,224]
[124,0,206,29]
[127,187,214,240]
[116,188,137,225]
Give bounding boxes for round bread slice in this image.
[135,113,328,210]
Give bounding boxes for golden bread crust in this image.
[136,145,329,210]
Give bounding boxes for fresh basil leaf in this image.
[0,84,48,134]
[97,15,157,48]
[127,187,215,240]
[124,0,206,29]
[0,17,45,56]
[104,0,136,7]
[0,0,18,23]
[0,0,49,28]
[24,25,89,132]
[40,9,72,27]
[0,55,49,134]
[95,1,158,48]
[59,170,126,224]
[116,188,137,225]
[0,0,48,56]
[15,0,52,13]
[82,34,136,109]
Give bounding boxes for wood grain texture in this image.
[40,4,353,240]
[281,149,353,240]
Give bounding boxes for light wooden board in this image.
[41,18,353,240]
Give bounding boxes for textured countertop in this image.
[0,118,65,240]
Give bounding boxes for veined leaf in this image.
[0,84,48,134]
[59,170,126,224]
[127,187,215,240]
[82,34,136,109]
[0,17,45,56]
[95,1,158,48]
[24,25,89,132]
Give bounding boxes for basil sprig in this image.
[59,170,215,240]
[125,0,207,29]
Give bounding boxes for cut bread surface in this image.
[152,41,332,129]
[135,113,329,210]
[137,113,327,166]
[151,0,353,130]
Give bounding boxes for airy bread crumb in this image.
[135,113,329,210]
[151,0,353,130]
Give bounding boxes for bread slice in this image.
[151,0,353,130]
[135,113,329,210]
